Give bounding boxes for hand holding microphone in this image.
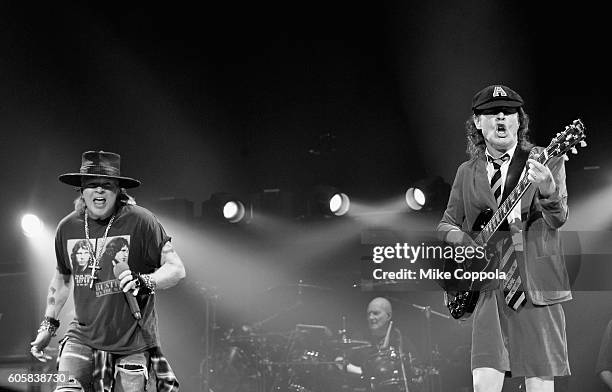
[113,262,142,320]
[114,262,142,294]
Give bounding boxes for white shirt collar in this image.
[485,142,518,162]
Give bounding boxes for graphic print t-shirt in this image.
[55,204,170,354]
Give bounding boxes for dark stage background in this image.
[1,2,611,392]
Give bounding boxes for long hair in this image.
[70,239,91,264]
[465,107,534,159]
[102,236,129,262]
[73,188,136,214]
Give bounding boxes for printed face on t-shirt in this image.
[114,245,129,264]
[67,235,131,292]
[75,246,90,267]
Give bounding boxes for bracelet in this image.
[139,274,157,294]
[37,316,60,337]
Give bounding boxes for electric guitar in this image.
[443,119,586,319]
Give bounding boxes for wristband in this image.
[38,316,60,337]
[138,273,157,294]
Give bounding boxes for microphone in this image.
[113,262,142,320]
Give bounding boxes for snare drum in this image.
[361,348,406,391]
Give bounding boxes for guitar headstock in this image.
[545,119,587,161]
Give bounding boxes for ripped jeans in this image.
[56,338,149,392]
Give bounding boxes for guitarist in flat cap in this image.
[437,84,579,392]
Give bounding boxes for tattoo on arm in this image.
[160,241,175,266]
[47,285,57,306]
[156,241,186,287]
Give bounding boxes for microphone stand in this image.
[198,285,218,392]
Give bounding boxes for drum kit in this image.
[200,281,449,392]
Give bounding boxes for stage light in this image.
[405,188,425,211]
[405,176,450,211]
[21,214,43,238]
[223,200,245,223]
[310,185,350,217]
[329,192,350,216]
[202,192,248,224]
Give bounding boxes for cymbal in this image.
[226,331,290,342]
[264,361,340,366]
[265,281,332,292]
[352,280,413,289]
[329,339,372,349]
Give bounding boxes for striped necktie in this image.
[488,154,510,206]
[499,223,527,310]
[487,154,526,310]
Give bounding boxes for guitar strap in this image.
[502,147,529,203]
[498,147,529,231]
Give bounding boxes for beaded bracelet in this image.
[139,274,157,294]
[37,316,60,337]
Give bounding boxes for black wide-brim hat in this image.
[58,150,141,189]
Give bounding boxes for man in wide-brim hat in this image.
[30,150,185,391]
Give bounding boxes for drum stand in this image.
[396,328,412,392]
[412,304,447,392]
[389,297,450,392]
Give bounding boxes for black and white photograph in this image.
[1,2,611,392]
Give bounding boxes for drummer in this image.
[336,297,418,375]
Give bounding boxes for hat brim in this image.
[473,100,523,111]
[58,173,141,189]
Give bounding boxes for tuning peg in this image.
[563,154,569,161]
[580,140,587,147]
[571,147,578,154]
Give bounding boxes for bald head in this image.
[367,297,392,335]
[368,297,392,315]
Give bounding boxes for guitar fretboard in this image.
[474,149,549,246]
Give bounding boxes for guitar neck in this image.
[475,148,552,246]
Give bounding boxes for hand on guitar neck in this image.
[526,158,556,197]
